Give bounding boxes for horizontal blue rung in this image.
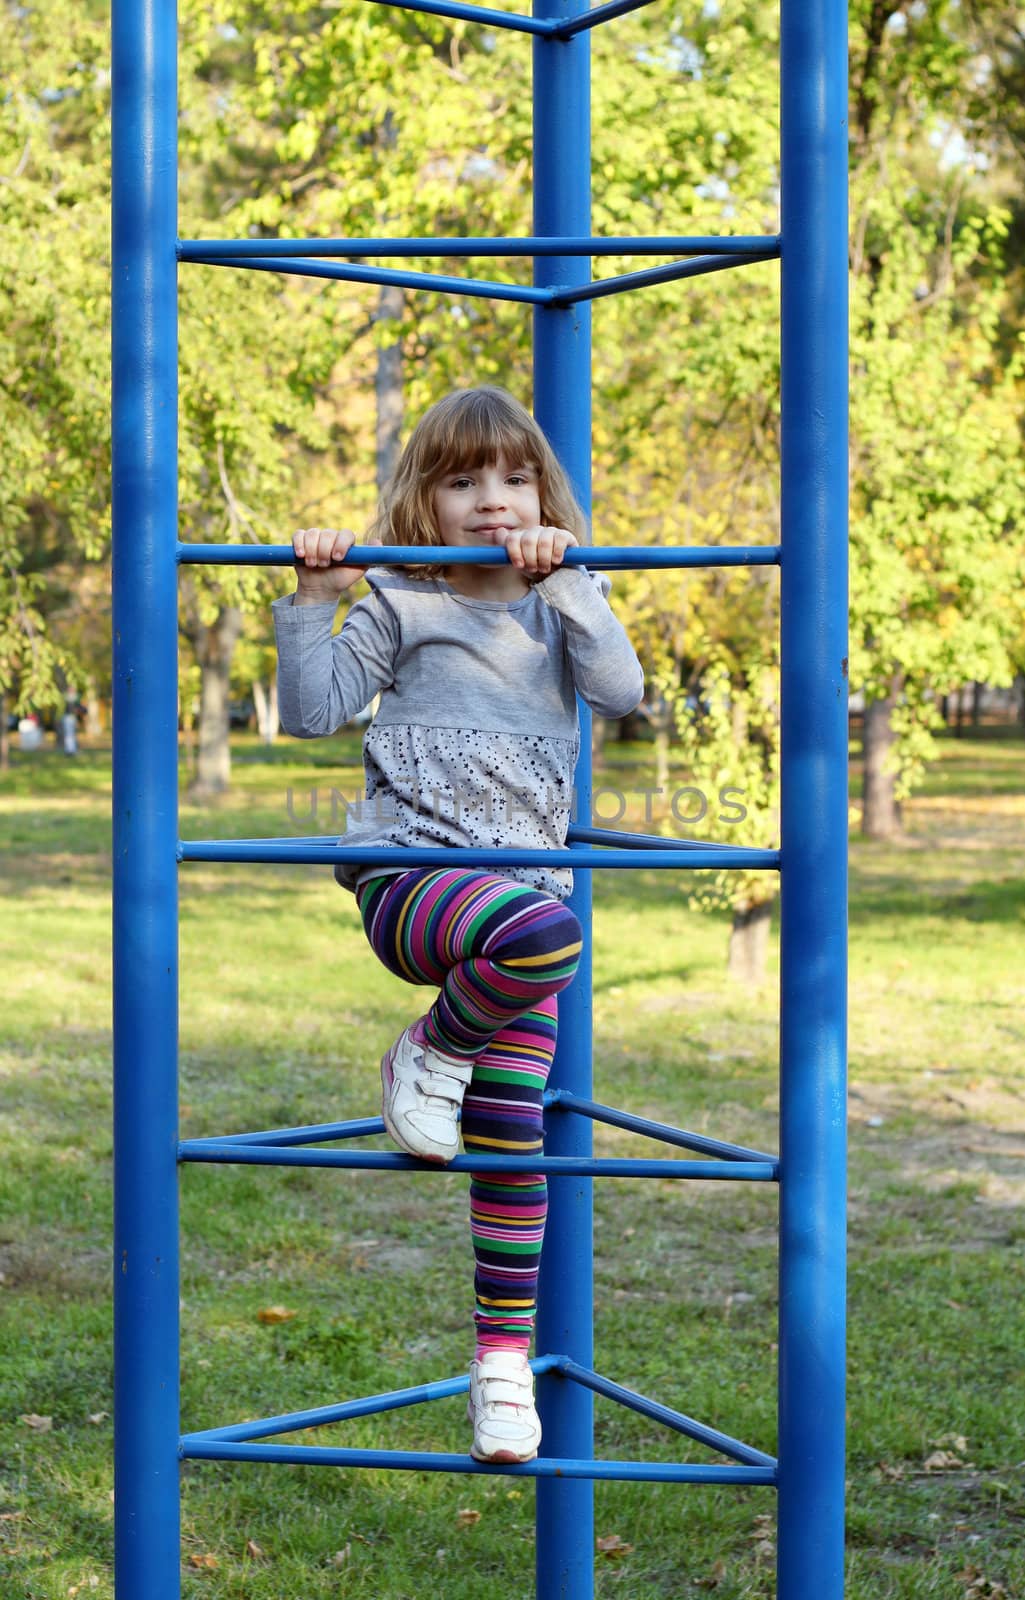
[185,253,552,304]
[179,235,782,261]
[177,1139,778,1180]
[177,541,781,569]
[556,1359,777,1469]
[548,1091,778,1168]
[178,841,781,870]
[178,1437,776,1484]
[184,1356,561,1445]
[550,250,778,306]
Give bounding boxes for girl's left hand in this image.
[500,525,579,579]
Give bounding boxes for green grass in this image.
[2,729,1024,1597]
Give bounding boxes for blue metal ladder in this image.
[111,0,848,1594]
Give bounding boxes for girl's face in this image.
[431,454,542,550]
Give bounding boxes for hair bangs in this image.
[423,391,544,485]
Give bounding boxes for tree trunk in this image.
[728,897,773,985]
[971,680,983,728]
[955,687,966,738]
[189,607,243,798]
[0,695,8,772]
[591,714,607,761]
[862,688,903,838]
[375,282,404,491]
[1016,673,1025,729]
[83,677,104,736]
[252,678,279,744]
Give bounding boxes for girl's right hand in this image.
[292,528,369,602]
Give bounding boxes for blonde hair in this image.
[369,386,589,580]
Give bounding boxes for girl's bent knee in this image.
[487,898,583,986]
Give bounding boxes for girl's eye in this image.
[507,476,526,486]
[451,478,473,489]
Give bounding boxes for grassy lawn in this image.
[1,728,1023,1598]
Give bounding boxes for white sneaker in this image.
[467,1351,542,1464]
[380,1025,474,1164]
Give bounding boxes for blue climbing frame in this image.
[111,0,848,1591]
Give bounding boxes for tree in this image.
[848,0,1025,835]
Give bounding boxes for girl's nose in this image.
[477,476,506,508]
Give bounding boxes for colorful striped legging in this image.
[356,868,583,1354]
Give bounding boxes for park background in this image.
[2,0,1025,1595]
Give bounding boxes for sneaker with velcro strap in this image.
[467,1350,542,1464]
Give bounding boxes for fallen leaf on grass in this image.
[87,1412,109,1426]
[876,1461,904,1481]
[256,1306,297,1325]
[188,1553,219,1570]
[332,1544,351,1567]
[695,1559,726,1589]
[19,1414,53,1432]
[456,1508,481,1527]
[596,1533,634,1558]
[67,1580,100,1596]
[923,1449,973,1473]
[244,1539,265,1560]
[957,1568,1009,1599]
[748,1513,776,1564]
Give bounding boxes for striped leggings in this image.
[356,868,583,1355]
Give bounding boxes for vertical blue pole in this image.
[112,0,181,1592]
[777,0,848,1591]
[532,10,594,1600]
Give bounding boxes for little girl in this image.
[272,386,643,1464]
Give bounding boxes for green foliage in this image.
[4,0,1025,809]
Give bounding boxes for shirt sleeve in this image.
[533,566,645,719]
[272,584,399,737]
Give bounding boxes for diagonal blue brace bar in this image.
[549,251,779,306]
[184,1356,561,1445]
[553,0,661,36]
[546,1090,778,1168]
[185,253,552,304]
[555,1359,778,1469]
[187,1116,388,1147]
[567,824,743,853]
[354,0,558,32]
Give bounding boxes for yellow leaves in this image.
[455,1507,481,1527]
[188,1552,219,1570]
[256,1304,297,1324]
[922,1433,974,1473]
[957,1569,1011,1600]
[19,1413,53,1431]
[596,1532,634,1558]
[747,1512,775,1564]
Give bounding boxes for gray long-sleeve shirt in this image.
[272,565,645,899]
